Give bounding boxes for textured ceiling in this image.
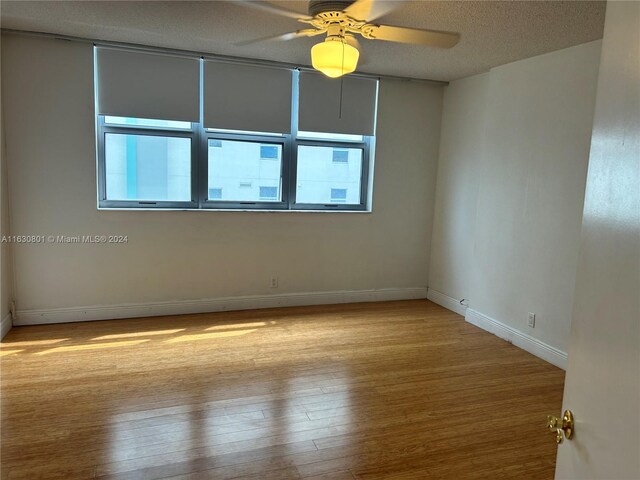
[0,0,606,81]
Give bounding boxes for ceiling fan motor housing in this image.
[308,0,355,17]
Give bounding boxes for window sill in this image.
[97,207,373,214]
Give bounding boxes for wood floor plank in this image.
[1,300,564,479]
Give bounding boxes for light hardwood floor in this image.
[0,300,564,479]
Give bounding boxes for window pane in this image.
[296,145,363,205]
[104,116,191,129]
[105,133,191,201]
[297,131,364,142]
[207,128,283,137]
[208,139,282,202]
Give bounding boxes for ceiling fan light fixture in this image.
[311,36,359,78]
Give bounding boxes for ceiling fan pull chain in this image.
[339,40,345,119]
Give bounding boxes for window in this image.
[298,131,363,142]
[209,188,222,200]
[259,186,278,200]
[104,116,191,130]
[332,149,349,163]
[96,59,376,211]
[208,128,283,137]
[260,145,279,160]
[295,145,363,206]
[102,130,193,205]
[206,139,283,204]
[330,188,347,203]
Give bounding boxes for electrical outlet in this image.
[270,276,278,288]
[527,312,536,328]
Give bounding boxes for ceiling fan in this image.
[238,0,460,78]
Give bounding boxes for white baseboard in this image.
[14,287,428,326]
[465,308,567,370]
[426,288,467,316]
[1,313,12,340]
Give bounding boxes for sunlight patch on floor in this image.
[92,329,185,340]
[205,322,267,331]
[0,349,24,357]
[35,339,150,355]
[165,329,257,343]
[1,338,69,347]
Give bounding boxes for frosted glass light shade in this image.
[311,38,359,78]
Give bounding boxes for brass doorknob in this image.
[547,410,574,444]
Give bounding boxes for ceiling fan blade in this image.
[236,29,324,46]
[239,1,311,21]
[344,0,406,22]
[364,24,460,48]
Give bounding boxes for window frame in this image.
[97,116,199,209]
[96,68,375,212]
[199,130,290,210]
[290,138,370,211]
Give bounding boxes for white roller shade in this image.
[298,72,378,136]
[96,47,200,122]
[203,61,293,134]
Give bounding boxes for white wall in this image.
[1,101,14,335]
[429,73,488,301]
[429,40,602,354]
[1,34,443,320]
